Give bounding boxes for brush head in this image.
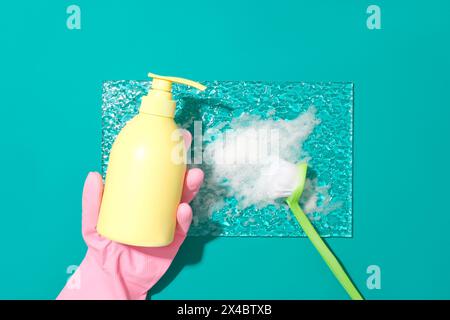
[259,158,306,200]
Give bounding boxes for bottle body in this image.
[97,113,186,247]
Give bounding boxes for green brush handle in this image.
[286,163,363,300]
[287,200,363,300]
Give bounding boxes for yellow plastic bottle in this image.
[96,72,206,247]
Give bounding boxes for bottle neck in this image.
[139,89,176,118]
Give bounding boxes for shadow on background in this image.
[148,230,220,299]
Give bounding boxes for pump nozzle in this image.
[140,72,206,117]
[148,72,206,92]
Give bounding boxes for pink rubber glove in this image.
[57,133,204,300]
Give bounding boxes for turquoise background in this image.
[0,0,449,299]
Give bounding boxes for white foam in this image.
[200,106,326,212]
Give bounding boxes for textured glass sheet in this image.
[102,81,353,237]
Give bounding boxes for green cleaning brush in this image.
[263,159,363,300]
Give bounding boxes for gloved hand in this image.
[57,132,203,300]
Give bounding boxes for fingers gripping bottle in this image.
[96,73,206,247]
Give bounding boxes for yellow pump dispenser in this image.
[96,73,206,247]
